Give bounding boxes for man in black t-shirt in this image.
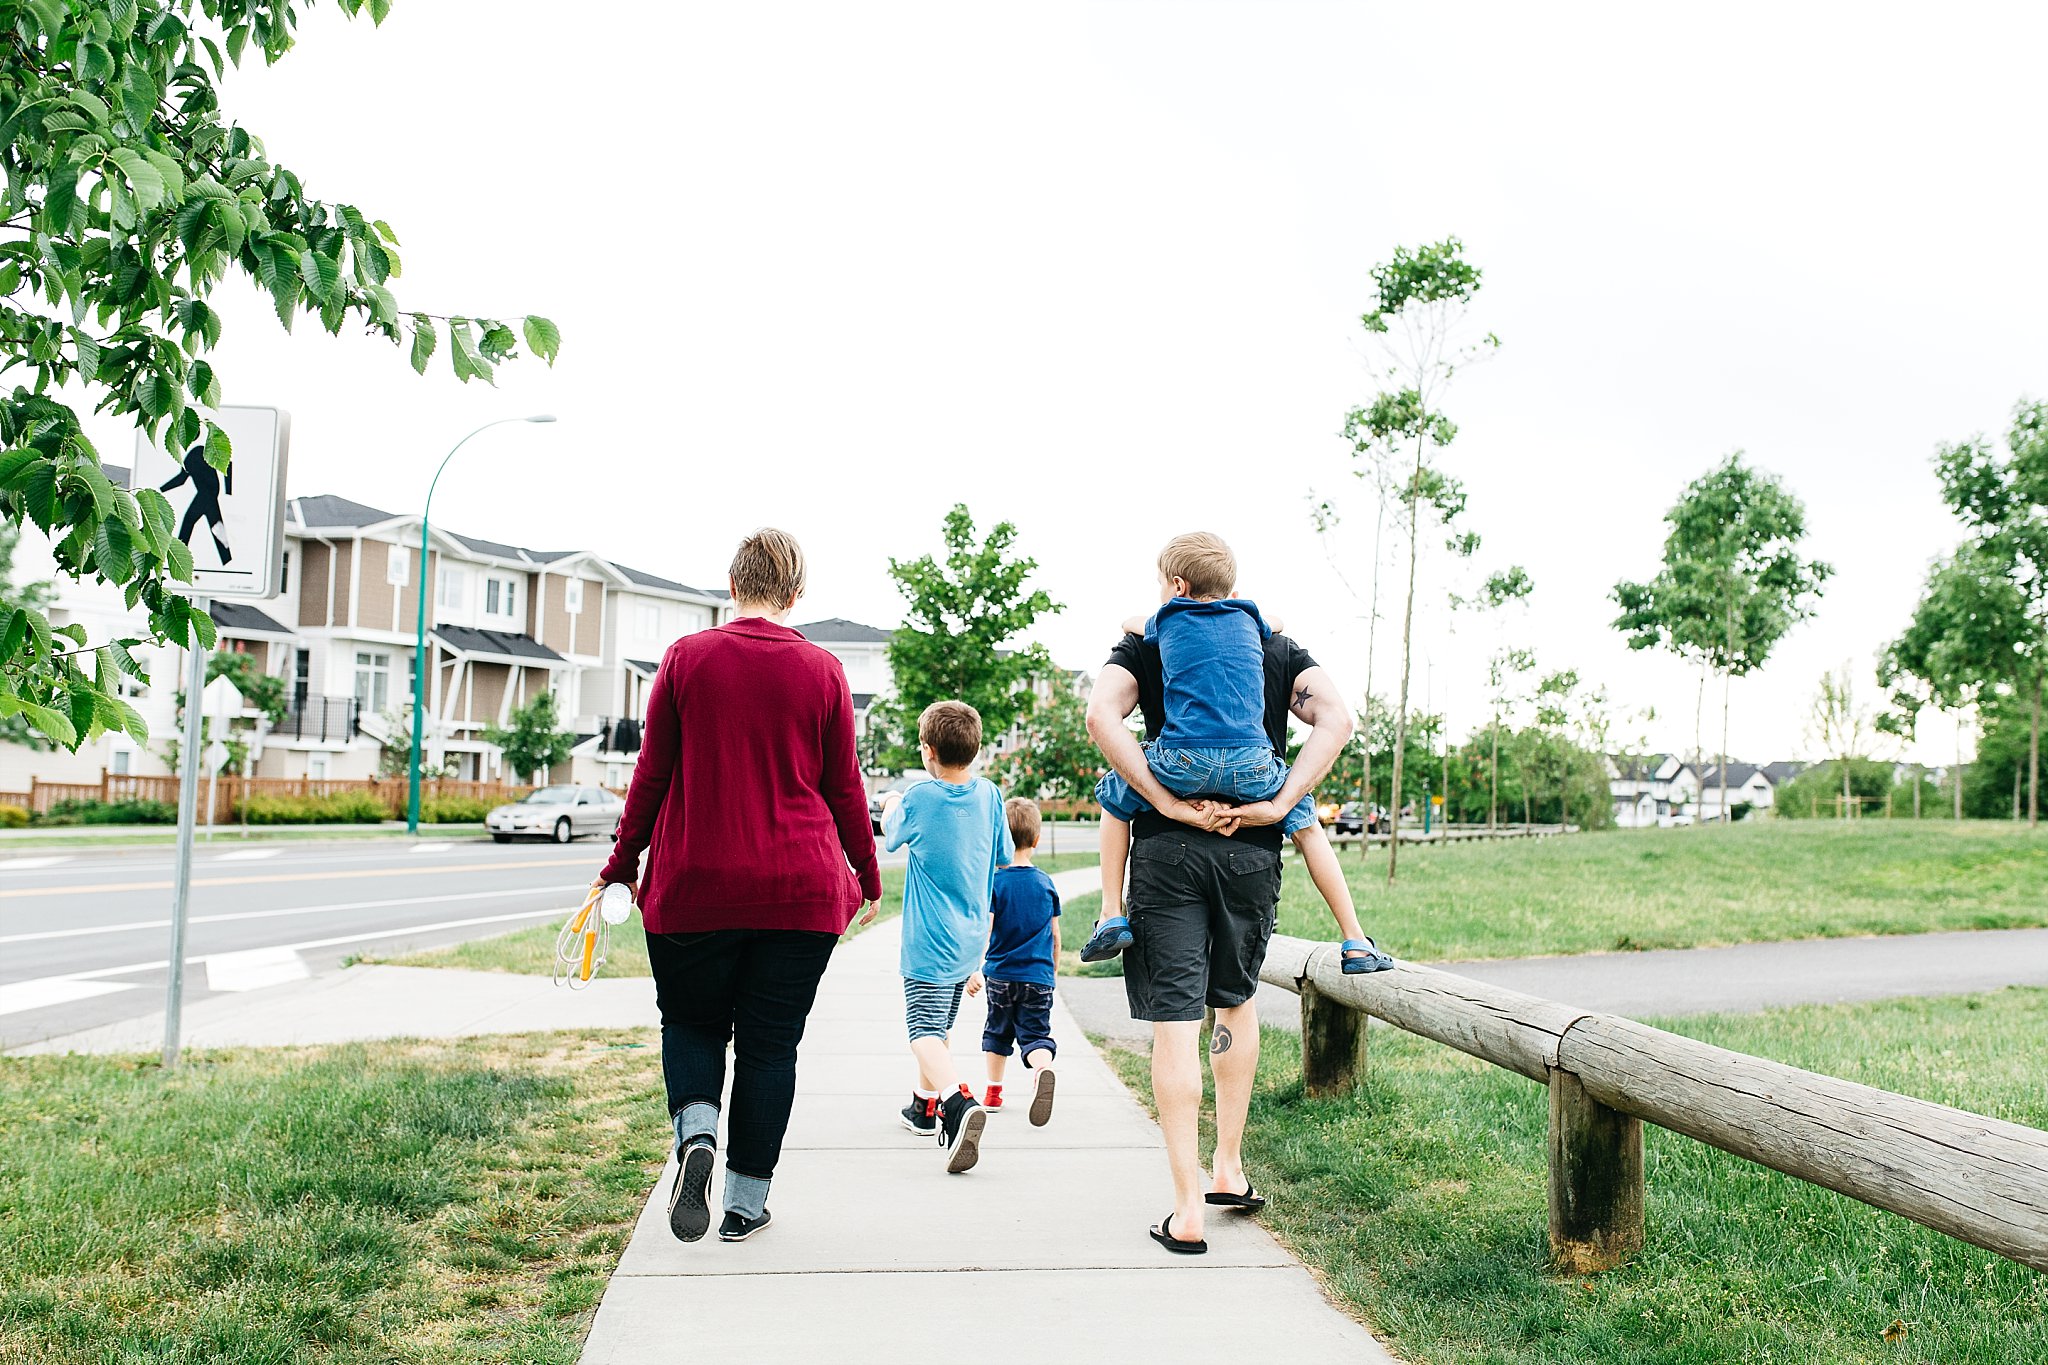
[1085,628,1356,1252]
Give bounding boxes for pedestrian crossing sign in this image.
[130,406,290,600]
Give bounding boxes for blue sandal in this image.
[1341,937,1394,974]
[1080,915,1134,963]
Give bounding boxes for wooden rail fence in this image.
[1328,822,1575,848]
[1260,935,2048,1275]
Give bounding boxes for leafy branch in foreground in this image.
[0,0,560,750]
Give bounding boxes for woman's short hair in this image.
[728,527,807,609]
[918,700,983,768]
[1157,531,1236,599]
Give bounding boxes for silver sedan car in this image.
[487,784,624,844]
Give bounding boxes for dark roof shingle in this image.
[431,626,565,663]
[209,601,291,636]
[291,493,398,528]
[796,618,894,644]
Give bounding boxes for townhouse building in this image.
[0,471,730,791]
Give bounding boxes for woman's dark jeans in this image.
[644,927,838,1180]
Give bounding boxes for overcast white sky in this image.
[95,1,2047,764]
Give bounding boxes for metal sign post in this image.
[135,406,290,1068]
[163,609,208,1069]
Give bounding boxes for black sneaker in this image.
[718,1208,772,1242]
[938,1089,986,1174]
[900,1092,938,1137]
[666,1137,715,1243]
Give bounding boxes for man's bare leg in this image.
[1207,999,1259,1198]
[1152,1018,1207,1243]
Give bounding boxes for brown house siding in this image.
[296,542,332,627]
[357,541,397,628]
[469,662,510,724]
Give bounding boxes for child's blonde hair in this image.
[1157,532,1236,600]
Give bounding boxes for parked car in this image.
[487,784,624,844]
[1315,800,1342,826]
[1331,802,1387,836]
[869,772,932,833]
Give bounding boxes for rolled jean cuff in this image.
[1280,794,1319,836]
[1093,770,1146,823]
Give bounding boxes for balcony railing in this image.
[280,694,360,744]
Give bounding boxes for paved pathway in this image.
[577,909,1394,1365]
[1065,924,2048,1044]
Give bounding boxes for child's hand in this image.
[857,900,879,927]
[966,972,985,997]
[1119,614,1148,637]
[880,792,904,815]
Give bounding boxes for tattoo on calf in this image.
[1211,1024,1233,1055]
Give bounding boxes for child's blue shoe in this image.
[1080,915,1134,963]
[1340,937,1395,974]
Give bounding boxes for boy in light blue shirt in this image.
[880,698,1013,1175]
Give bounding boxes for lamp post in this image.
[408,415,558,834]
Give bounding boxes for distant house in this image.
[1695,762,1795,821]
[1607,753,1701,827]
[793,618,895,729]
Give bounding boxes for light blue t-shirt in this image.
[882,776,1013,983]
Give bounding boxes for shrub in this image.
[238,792,394,825]
[419,795,492,823]
[36,798,179,826]
[0,804,28,828]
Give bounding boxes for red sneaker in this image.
[982,1085,1004,1111]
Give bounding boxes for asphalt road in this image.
[0,835,616,1051]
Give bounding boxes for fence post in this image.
[1300,970,1367,1097]
[1547,1067,1644,1272]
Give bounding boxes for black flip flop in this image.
[1148,1213,1208,1255]
[1205,1183,1266,1213]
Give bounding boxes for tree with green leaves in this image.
[1808,662,1879,819]
[877,504,1061,769]
[985,682,1097,805]
[0,519,52,747]
[483,690,573,784]
[1,0,557,754]
[1612,453,1830,822]
[1463,564,1533,832]
[1890,401,2048,828]
[1339,237,1496,881]
[1309,483,1390,860]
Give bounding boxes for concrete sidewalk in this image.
[576,914,1394,1365]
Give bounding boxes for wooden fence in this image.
[1260,934,2048,1275]
[1329,823,1574,847]
[0,773,550,824]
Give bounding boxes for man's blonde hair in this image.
[1157,532,1237,600]
[728,527,806,609]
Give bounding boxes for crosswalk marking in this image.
[0,978,135,1017]
[0,856,74,872]
[206,947,310,993]
[213,848,283,862]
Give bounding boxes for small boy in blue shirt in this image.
[1087,532,1393,974]
[974,797,1060,1126]
[881,699,1013,1175]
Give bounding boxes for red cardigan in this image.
[599,617,882,934]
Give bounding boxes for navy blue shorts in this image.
[980,979,1057,1059]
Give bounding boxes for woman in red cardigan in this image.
[598,527,881,1244]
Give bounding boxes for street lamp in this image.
[408,415,558,834]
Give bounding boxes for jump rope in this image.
[552,882,635,988]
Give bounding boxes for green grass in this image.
[0,1031,666,1365]
[378,854,1099,976]
[1278,821,2048,961]
[1101,987,2048,1365]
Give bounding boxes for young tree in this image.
[1309,479,1392,860]
[1,0,558,752]
[1339,238,1496,881]
[985,683,1098,805]
[1808,662,1879,819]
[484,691,573,784]
[1920,400,2048,827]
[878,504,1061,767]
[1464,565,1534,832]
[1612,453,1830,823]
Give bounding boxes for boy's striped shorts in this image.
[902,978,967,1041]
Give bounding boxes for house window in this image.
[309,755,329,779]
[112,750,131,775]
[484,574,520,624]
[436,566,466,612]
[564,578,584,614]
[354,650,391,712]
[638,604,659,639]
[386,548,409,587]
[280,551,290,592]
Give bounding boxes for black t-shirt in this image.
[1102,630,1320,851]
